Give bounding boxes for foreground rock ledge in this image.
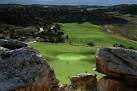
[97,76,137,91]
[71,73,97,91]
[60,73,97,91]
[0,47,59,91]
[96,47,137,80]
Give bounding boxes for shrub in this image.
[129,46,135,49]
[113,43,135,50]
[87,42,95,46]
[113,43,125,48]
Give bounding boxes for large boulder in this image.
[0,47,59,91]
[0,39,27,49]
[96,48,137,81]
[97,77,124,91]
[97,77,127,91]
[70,73,97,91]
[97,76,137,91]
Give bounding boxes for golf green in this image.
[56,53,87,61]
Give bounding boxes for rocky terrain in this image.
[0,39,59,91]
[96,48,137,91]
[0,39,137,91]
[59,48,137,91]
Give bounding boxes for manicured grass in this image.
[62,22,137,48]
[31,43,98,84]
[30,22,137,84]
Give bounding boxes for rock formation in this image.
[59,47,137,91]
[97,77,126,91]
[1,40,137,91]
[0,39,27,49]
[70,73,97,91]
[96,48,137,91]
[0,39,59,91]
[97,76,137,91]
[96,47,137,80]
[60,73,97,91]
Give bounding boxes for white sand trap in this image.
[56,53,87,61]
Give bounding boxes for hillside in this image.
[99,4,137,41]
[103,15,137,41]
[0,5,127,26]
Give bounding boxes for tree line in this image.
[0,5,129,26]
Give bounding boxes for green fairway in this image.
[31,43,98,84]
[30,22,137,84]
[62,22,137,47]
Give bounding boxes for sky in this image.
[0,0,137,5]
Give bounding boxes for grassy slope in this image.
[30,22,137,84]
[103,15,137,41]
[62,22,137,47]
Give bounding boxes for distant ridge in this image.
[0,4,136,7]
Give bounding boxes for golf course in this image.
[30,22,137,84]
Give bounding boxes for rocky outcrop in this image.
[60,73,97,91]
[97,77,126,91]
[60,47,137,91]
[96,47,137,80]
[2,40,137,91]
[97,76,137,91]
[70,73,97,91]
[0,39,27,49]
[59,85,72,91]
[96,48,137,91]
[0,39,59,91]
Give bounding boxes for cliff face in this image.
[0,39,59,91]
